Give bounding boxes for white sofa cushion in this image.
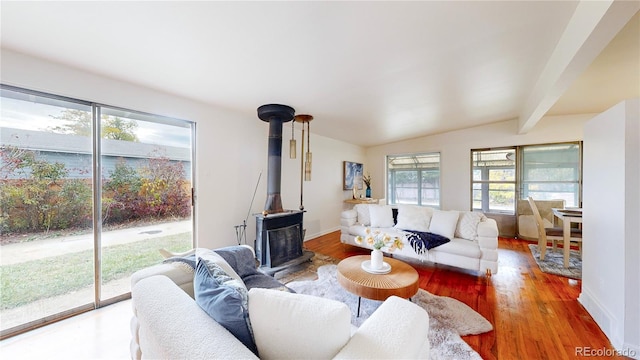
[369,205,395,228]
[430,238,482,258]
[133,275,259,360]
[455,211,485,240]
[248,288,352,360]
[349,225,373,237]
[394,205,432,232]
[333,296,430,359]
[354,204,371,226]
[429,210,459,239]
[130,262,196,298]
[478,218,499,238]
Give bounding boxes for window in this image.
[387,153,440,207]
[471,142,582,214]
[521,143,581,207]
[472,148,516,213]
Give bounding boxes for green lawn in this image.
[0,233,191,309]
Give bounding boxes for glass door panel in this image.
[98,107,193,302]
[1,88,94,333]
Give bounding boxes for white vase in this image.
[370,249,383,270]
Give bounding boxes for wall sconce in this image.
[294,114,313,210]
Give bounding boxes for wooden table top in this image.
[336,255,419,301]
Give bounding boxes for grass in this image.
[0,233,191,310]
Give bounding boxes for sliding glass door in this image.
[0,88,95,333]
[98,106,193,302]
[0,85,195,338]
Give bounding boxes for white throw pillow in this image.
[354,204,371,226]
[248,288,351,360]
[394,205,431,232]
[429,210,459,239]
[455,211,485,240]
[369,205,395,228]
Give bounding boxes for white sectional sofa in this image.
[130,246,431,359]
[340,204,499,275]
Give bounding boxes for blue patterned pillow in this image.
[194,256,258,355]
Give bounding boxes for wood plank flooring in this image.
[304,231,626,360]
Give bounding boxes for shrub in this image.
[1,146,191,234]
[0,146,92,233]
[102,159,142,224]
[101,154,191,223]
[136,153,191,219]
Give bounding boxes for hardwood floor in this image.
[0,232,625,359]
[304,231,626,360]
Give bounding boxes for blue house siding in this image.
[1,127,191,180]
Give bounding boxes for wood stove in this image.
[254,104,313,274]
[255,210,303,268]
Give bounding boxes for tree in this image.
[102,116,139,141]
[49,109,139,141]
[49,109,91,136]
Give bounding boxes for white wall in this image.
[580,99,639,357]
[365,115,593,211]
[280,130,366,238]
[0,49,365,247]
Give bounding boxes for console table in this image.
[344,198,379,205]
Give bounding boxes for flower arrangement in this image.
[355,228,404,252]
[362,173,371,189]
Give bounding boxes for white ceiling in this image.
[1,1,638,147]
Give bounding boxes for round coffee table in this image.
[336,255,419,316]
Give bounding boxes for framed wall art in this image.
[343,161,363,190]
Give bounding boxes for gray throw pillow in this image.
[214,246,259,278]
[194,257,258,355]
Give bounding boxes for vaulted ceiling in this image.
[1,1,638,146]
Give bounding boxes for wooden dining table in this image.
[551,208,583,268]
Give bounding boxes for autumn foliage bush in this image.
[1,146,191,234]
[102,155,191,225]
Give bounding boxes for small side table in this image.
[336,255,419,316]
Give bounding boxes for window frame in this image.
[470,141,583,215]
[471,147,517,214]
[387,152,441,208]
[518,142,582,207]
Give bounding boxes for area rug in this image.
[274,253,338,284]
[283,262,492,360]
[528,244,581,279]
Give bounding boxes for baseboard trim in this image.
[579,287,625,353]
[303,227,339,241]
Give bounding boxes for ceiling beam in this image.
[518,0,640,134]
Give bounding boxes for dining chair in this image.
[527,197,582,261]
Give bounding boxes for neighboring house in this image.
[1,127,191,180]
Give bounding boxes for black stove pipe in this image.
[257,104,295,214]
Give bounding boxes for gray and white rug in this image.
[528,244,582,279]
[285,264,492,360]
